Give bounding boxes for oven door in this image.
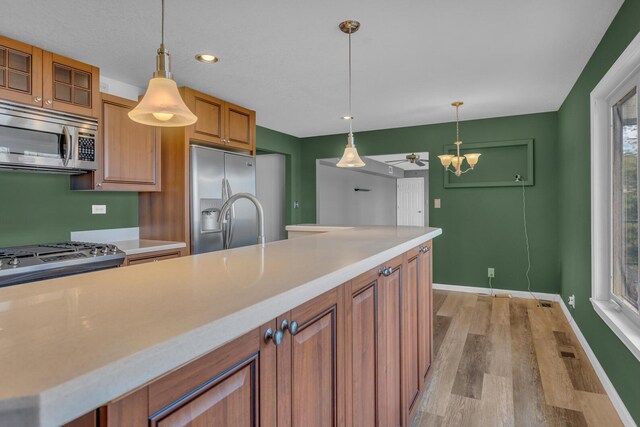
[0,114,73,171]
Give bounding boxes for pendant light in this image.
[438,102,481,176]
[336,20,365,168]
[129,0,197,127]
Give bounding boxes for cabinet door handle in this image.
[264,327,283,345]
[34,96,42,103]
[45,99,53,106]
[280,319,299,336]
[287,321,299,336]
[379,266,392,277]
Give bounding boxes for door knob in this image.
[264,327,283,345]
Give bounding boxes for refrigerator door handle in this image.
[226,178,236,249]
[221,178,230,249]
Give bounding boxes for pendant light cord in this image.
[161,0,165,47]
[348,29,353,135]
[455,104,460,142]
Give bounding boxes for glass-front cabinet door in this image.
[42,51,99,118]
[0,36,43,107]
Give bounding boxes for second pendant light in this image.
[336,20,365,168]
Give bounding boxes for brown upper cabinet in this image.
[0,36,43,106]
[42,51,100,117]
[72,93,161,191]
[225,102,255,152]
[0,35,99,118]
[181,87,256,155]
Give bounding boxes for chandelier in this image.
[438,102,481,176]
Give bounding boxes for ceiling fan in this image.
[385,153,427,167]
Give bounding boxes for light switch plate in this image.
[434,199,441,209]
[92,205,107,214]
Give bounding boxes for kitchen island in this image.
[0,226,441,427]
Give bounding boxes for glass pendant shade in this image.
[438,154,454,167]
[337,145,365,168]
[464,153,481,167]
[450,156,465,169]
[129,77,197,127]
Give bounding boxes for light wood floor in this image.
[411,290,623,427]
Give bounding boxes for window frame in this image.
[608,80,640,326]
[591,31,640,362]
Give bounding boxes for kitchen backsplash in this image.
[0,171,138,247]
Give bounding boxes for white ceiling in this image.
[0,0,622,137]
[368,153,430,170]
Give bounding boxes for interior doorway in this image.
[397,177,425,226]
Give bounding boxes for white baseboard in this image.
[432,282,636,426]
[433,283,560,302]
[558,299,636,427]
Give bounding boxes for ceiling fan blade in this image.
[415,159,426,166]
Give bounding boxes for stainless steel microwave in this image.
[0,100,98,174]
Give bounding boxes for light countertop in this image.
[111,239,186,256]
[285,224,355,232]
[0,226,442,426]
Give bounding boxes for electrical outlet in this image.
[92,204,106,214]
[488,267,495,278]
[434,199,441,209]
[568,294,576,309]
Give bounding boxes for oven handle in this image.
[62,126,72,166]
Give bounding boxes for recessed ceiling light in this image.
[195,54,219,64]
[341,115,354,120]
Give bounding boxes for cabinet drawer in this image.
[124,250,181,266]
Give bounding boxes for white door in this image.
[397,178,424,226]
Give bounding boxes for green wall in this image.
[299,112,560,293]
[256,126,303,225]
[0,126,300,248]
[558,0,640,422]
[0,172,137,246]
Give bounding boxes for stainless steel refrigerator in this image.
[190,145,257,254]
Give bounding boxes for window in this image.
[591,32,640,362]
[612,87,639,317]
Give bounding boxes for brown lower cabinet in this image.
[66,242,433,427]
[123,249,182,266]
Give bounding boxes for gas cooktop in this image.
[0,241,125,287]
